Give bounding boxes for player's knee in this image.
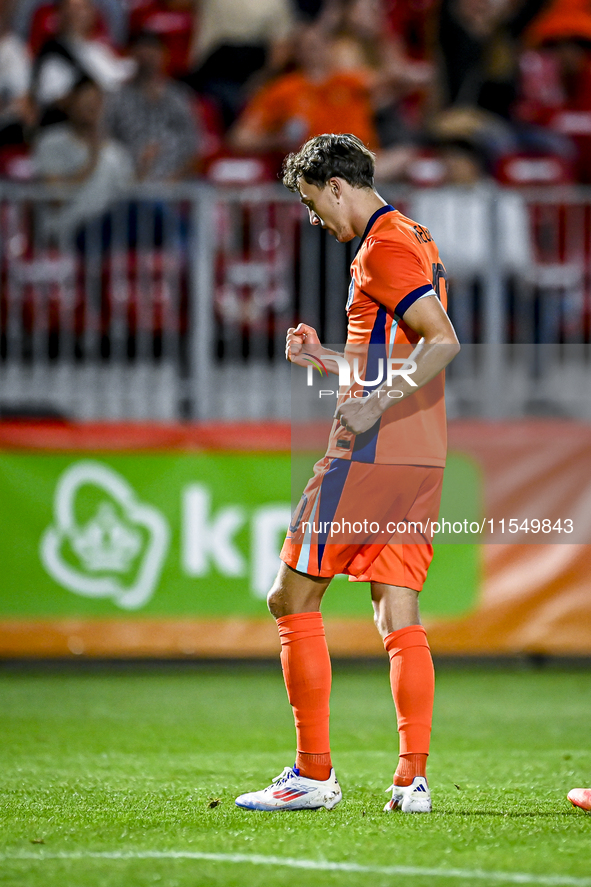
[371,595,389,638]
[267,580,293,618]
[267,580,325,619]
[373,608,381,632]
[373,608,388,639]
[266,585,282,617]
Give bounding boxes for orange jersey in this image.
[238,70,378,150]
[325,204,448,467]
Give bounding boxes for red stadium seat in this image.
[193,95,224,167]
[129,0,195,78]
[495,153,574,186]
[28,2,110,52]
[204,154,275,185]
[0,147,34,182]
[406,151,447,188]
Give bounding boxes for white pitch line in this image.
[1,850,590,886]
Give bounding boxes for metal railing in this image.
[1,180,591,421]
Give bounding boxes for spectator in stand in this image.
[432,0,556,170]
[517,0,591,182]
[230,19,420,181]
[33,76,134,237]
[128,0,198,79]
[105,30,199,180]
[32,0,135,127]
[188,0,295,128]
[0,0,35,148]
[438,0,550,117]
[331,0,433,147]
[229,21,378,156]
[14,0,127,53]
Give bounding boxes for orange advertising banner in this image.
[430,420,591,655]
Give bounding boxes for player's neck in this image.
[350,191,389,240]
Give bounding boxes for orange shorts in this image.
[280,456,443,591]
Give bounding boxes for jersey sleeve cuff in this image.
[394,284,436,320]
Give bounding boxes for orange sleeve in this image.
[360,237,436,318]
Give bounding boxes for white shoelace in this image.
[270,767,297,787]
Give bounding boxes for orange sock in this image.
[277,612,332,781]
[384,625,434,786]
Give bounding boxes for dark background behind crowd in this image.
[2,0,591,192]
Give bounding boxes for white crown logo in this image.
[40,461,169,609]
[70,501,143,573]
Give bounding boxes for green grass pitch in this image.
[1,664,590,887]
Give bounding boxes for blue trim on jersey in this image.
[351,304,387,463]
[355,204,396,256]
[317,458,351,569]
[394,284,436,320]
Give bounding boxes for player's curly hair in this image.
[282,133,376,192]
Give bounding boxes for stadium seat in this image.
[0,147,34,182]
[192,95,224,171]
[406,152,447,188]
[204,155,275,186]
[25,1,113,52]
[495,153,574,186]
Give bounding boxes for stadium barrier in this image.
[0,419,590,658]
[2,181,591,421]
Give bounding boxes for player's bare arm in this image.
[285,322,343,373]
[336,294,460,435]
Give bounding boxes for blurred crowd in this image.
[2,0,591,195]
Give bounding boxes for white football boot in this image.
[235,766,342,811]
[568,788,591,811]
[384,776,432,813]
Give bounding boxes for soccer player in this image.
[235,133,460,814]
[568,788,591,811]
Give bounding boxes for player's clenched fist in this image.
[285,322,321,366]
